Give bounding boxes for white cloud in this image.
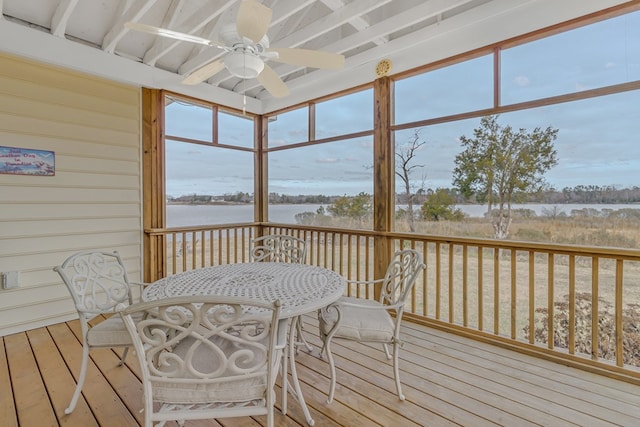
[514,75,530,86]
[316,157,339,163]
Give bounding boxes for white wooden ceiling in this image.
[0,0,631,113]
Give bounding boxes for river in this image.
[166,203,640,227]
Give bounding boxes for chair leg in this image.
[118,346,129,366]
[65,341,90,414]
[382,343,392,360]
[325,338,338,404]
[392,341,405,401]
[267,405,274,427]
[281,328,289,415]
[294,317,313,353]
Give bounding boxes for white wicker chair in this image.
[318,249,425,403]
[120,296,284,427]
[251,234,311,353]
[54,250,144,414]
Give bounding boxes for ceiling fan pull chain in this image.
[243,56,247,115]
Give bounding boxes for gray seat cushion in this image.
[151,332,270,404]
[322,296,395,342]
[87,312,144,347]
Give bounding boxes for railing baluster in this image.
[494,248,500,335]
[569,254,576,354]
[478,247,484,331]
[435,242,441,320]
[511,248,517,340]
[181,232,187,272]
[528,250,535,345]
[449,243,454,323]
[463,245,468,327]
[422,243,428,317]
[171,232,177,275]
[548,253,555,350]
[591,258,599,360]
[615,259,624,367]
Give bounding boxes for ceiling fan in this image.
[125,0,345,98]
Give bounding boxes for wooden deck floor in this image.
[2,314,640,427]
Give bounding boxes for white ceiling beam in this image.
[142,0,235,66]
[177,0,315,76]
[181,2,241,65]
[243,0,475,94]
[102,0,160,53]
[50,0,80,37]
[140,0,186,65]
[319,0,388,45]
[272,0,391,49]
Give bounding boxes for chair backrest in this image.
[380,249,425,308]
[251,234,307,263]
[54,250,133,316]
[120,296,282,412]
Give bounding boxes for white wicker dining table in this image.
[142,262,346,426]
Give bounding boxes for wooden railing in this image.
[145,222,640,383]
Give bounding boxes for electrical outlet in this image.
[2,271,20,289]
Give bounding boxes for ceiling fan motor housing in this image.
[224,49,264,78]
[220,24,269,79]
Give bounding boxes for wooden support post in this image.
[255,115,268,239]
[373,76,393,299]
[142,88,166,282]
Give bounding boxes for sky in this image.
[164,10,640,198]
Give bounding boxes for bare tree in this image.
[396,129,426,232]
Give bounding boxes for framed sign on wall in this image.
[0,146,55,176]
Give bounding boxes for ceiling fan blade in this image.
[257,64,289,98]
[182,59,226,85]
[268,48,345,70]
[125,22,226,49]
[236,0,272,43]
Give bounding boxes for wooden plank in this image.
[48,322,139,426]
[294,353,427,426]
[0,337,18,427]
[3,332,58,426]
[27,327,98,426]
[5,316,640,426]
[401,322,640,424]
[300,322,498,426]
[77,318,144,425]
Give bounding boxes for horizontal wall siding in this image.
[0,53,142,336]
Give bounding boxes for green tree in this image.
[452,115,558,239]
[327,192,372,223]
[421,189,465,221]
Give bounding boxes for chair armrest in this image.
[130,281,151,289]
[130,281,152,303]
[345,278,385,286]
[329,298,400,311]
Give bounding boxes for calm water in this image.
[167,203,640,227]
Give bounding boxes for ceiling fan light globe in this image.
[224,51,264,79]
